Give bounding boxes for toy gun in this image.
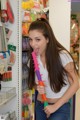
[32,51,48,107]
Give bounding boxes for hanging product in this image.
[22,90,34,120]
[0,51,12,82]
[22,10,31,22]
[1,0,8,23]
[6,0,14,23]
[0,51,10,74]
[0,23,7,51]
[22,22,29,36]
[8,44,16,66]
[22,0,34,10]
[5,27,12,42]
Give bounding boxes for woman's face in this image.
[28,30,49,56]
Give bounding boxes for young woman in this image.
[27,18,79,120]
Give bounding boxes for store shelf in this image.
[0,87,16,106]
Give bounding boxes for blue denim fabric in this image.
[35,100,70,120]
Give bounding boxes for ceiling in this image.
[71,2,80,12]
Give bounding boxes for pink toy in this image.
[32,51,48,107]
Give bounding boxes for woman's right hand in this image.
[36,85,45,94]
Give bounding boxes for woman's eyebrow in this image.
[28,37,32,40]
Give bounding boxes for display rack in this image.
[0,0,20,119]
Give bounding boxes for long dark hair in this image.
[28,18,75,92]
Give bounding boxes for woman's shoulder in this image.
[59,50,71,56]
[59,50,68,54]
[59,50,73,67]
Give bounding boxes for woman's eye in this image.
[28,38,32,41]
[36,39,40,41]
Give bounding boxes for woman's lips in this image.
[34,48,39,55]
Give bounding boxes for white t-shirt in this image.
[35,50,73,98]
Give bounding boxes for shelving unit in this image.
[0,87,16,106]
[0,0,19,119]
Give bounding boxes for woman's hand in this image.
[44,104,57,116]
[37,85,45,94]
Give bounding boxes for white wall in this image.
[49,1,80,120]
[49,0,71,51]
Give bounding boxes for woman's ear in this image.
[47,38,49,43]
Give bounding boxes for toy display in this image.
[21,0,49,119]
[70,14,80,73]
[22,90,34,120]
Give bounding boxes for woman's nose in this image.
[30,40,36,48]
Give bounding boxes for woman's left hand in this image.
[44,104,57,116]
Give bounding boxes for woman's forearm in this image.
[53,80,79,110]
